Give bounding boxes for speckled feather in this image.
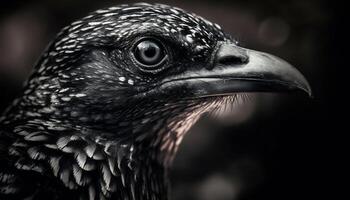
[0,3,238,200]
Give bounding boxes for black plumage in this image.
[0,3,311,200]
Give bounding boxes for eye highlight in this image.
[132,38,168,73]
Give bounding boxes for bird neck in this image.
[0,95,225,199]
[0,114,171,200]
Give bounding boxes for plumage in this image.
[0,3,310,200]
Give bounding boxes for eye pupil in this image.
[144,46,156,58]
[133,39,167,69]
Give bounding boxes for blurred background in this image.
[0,0,336,199]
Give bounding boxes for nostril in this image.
[214,42,250,67]
[217,55,249,66]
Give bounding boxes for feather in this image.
[0,173,16,184]
[73,164,91,186]
[0,185,20,194]
[107,157,119,176]
[45,144,58,149]
[14,158,44,173]
[24,132,50,142]
[50,156,62,177]
[13,127,30,136]
[75,151,96,171]
[89,185,96,200]
[99,193,107,200]
[59,167,71,187]
[85,144,105,160]
[101,163,117,192]
[8,147,21,156]
[27,146,47,160]
[57,136,76,153]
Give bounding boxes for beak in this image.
[158,42,312,98]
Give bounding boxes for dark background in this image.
[0,0,336,199]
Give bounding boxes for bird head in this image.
[3,3,311,165]
[0,3,313,199]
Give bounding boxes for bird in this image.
[0,3,311,200]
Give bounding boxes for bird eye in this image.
[132,38,168,72]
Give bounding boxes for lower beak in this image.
[159,42,312,98]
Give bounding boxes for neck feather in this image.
[1,94,233,199]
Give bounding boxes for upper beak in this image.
[158,42,312,98]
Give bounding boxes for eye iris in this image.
[134,40,165,66]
